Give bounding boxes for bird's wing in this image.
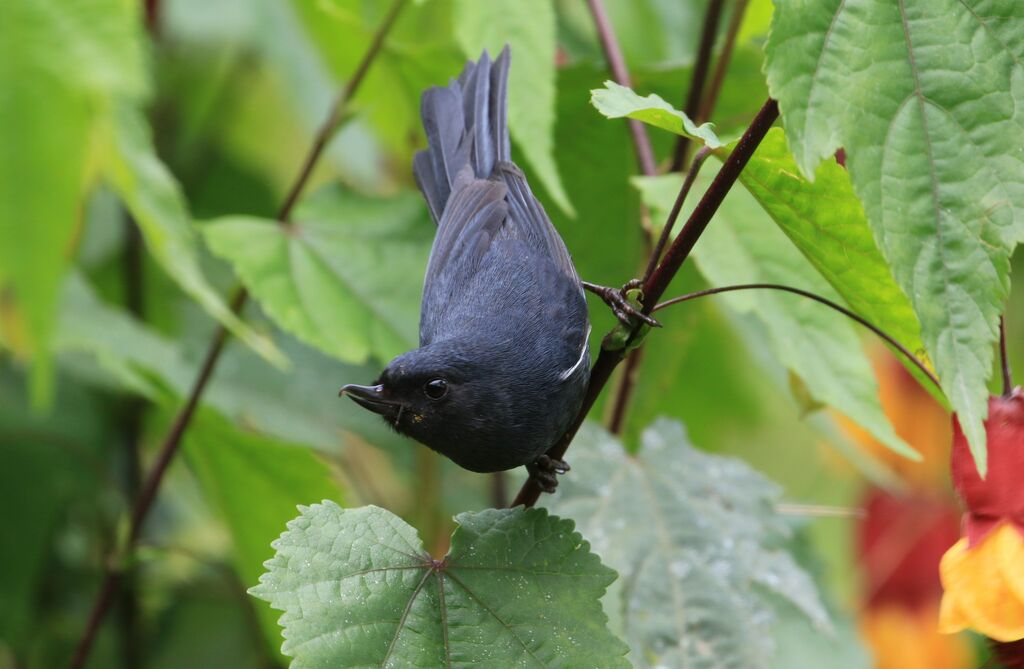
[419,171,508,343]
[494,161,581,285]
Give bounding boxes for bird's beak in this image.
[338,383,398,416]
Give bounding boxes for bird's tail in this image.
[413,47,511,224]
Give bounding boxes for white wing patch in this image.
[559,325,591,382]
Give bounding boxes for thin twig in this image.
[696,0,749,125]
[775,503,865,519]
[490,472,508,509]
[606,347,643,435]
[66,3,407,666]
[644,99,777,307]
[1001,316,1014,398]
[670,0,726,171]
[144,0,160,34]
[117,216,144,669]
[586,0,657,178]
[586,0,659,434]
[511,98,779,508]
[641,146,713,282]
[652,282,941,389]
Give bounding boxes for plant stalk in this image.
[695,0,750,125]
[585,0,660,434]
[117,217,145,669]
[1001,315,1014,397]
[641,146,712,282]
[586,0,657,178]
[511,98,779,508]
[644,99,777,305]
[670,0,726,171]
[144,0,160,34]
[66,3,407,666]
[606,347,643,435]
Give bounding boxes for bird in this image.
[340,47,650,492]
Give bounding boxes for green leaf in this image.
[291,0,463,174]
[738,0,774,44]
[765,0,1024,474]
[101,104,284,366]
[731,129,927,382]
[202,188,431,365]
[0,0,281,398]
[0,390,96,650]
[453,0,573,215]
[184,410,344,658]
[590,81,723,148]
[546,420,828,668]
[769,599,870,669]
[250,503,629,668]
[56,273,182,400]
[636,171,917,459]
[0,0,145,403]
[55,273,401,452]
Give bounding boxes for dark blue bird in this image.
[340,48,649,491]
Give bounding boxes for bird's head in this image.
[339,341,521,471]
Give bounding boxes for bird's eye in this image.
[423,378,449,400]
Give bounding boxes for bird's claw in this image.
[527,454,571,494]
[582,279,662,329]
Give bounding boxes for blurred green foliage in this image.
[0,0,1020,667]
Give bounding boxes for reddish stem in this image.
[644,99,778,307]
[670,0,726,171]
[511,98,779,508]
[144,0,160,34]
[586,0,657,178]
[695,0,750,125]
[641,146,713,282]
[585,0,660,434]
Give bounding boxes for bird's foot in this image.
[526,454,571,494]
[582,279,662,328]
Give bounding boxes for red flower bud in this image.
[951,388,1024,546]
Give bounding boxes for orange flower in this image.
[847,352,974,668]
[939,389,1024,642]
[939,523,1024,641]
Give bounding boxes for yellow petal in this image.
[938,588,969,634]
[997,524,1024,605]
[940,526,1024,642]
